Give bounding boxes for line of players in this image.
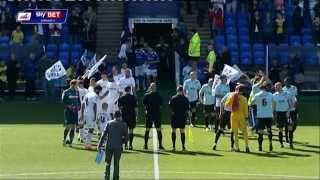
[62,45,160,150]
[182,71,298,152]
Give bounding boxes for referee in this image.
[142,83,164,150]
[118,86,138,150]
[169,86,190,151]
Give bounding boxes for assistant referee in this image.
[169,86,190,151]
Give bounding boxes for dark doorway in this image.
[133,23,174,81]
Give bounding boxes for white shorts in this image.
[84,114,96,129]
[135,64,146,77]
[146,68,157,77]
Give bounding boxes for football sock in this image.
[69,129,75,144]
[289,131,294,145]
[181,132,186,148]
[171,132,176,148]
[144,130,149,146]
[63,129,69,141]
[214,130,222,144]
[279,131,283,145]
[129,133,134,146]
[268,131,273,143]
[157,131,163,147]
[258,133,263,148]
[230,132,234,148]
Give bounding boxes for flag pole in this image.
[266,45,269,77]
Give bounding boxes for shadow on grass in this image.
[133,149,170,155]
[291,148,320,154]
[238,151,287,158]
[169,150,223,157]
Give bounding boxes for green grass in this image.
[0,81,319,179]
[0,124,319,179]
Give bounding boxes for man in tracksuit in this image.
[97,111,128,180]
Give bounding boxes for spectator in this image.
[48,23,62,45]
[176,38,188,62]
[226,0,237,14]
[313,16,320,44]
[274,12,285,44]
[188,28,201,69]
[82,6,96,30]
[206,44,216,75]
[11,25,24,44]
[292,1,304,35]
[208,4,215,38]
[1,7,15,34]
[269,59,281,83]
[313,0,320,18]
[221,47,231,65]
[82,19,96,51]
[155,37,169,71]
[0,60,6,100]
[33,24,44,44]
[6,53,20,99]
[264,12,274,44]
[171,28,180,50]
[251,11,263,43]
[37,54,51,99]
[68,9,82,44]
[275,0,284,12]
[23,53,37,101]
[212,4,224,36]
[118,39,129,64]
[176,19,188,41]
[288,54,304,84]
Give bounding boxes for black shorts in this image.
[123,115,136,129]
[64,109,78,125]
[220,111,231,129]
[289,110,298,125]
[145,114,161,128]
[276,112,288,128]
[190,101,197,112]
[171,114,187,129]
[215,106,221,114]
[189,56,200,62]
[203,104,215,113]
[257,118,272,130]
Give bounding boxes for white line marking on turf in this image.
[152,127,160,180]
[0,170,318,179]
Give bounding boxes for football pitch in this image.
[0,91,319,179]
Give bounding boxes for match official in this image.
[118,86,138,150]
[98,111,128,180]
[142,83,164,150]
[169,86,190,151]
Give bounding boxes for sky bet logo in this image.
[16,9,68,24]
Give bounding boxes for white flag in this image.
[84,54,107,79]
[45,61,66,81]
[80,50,88,65]
[221,64,241,84]
[87,54,96,69]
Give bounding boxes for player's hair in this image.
[102,103,108,110]
[177,85,183,92]
[114,111,121,118]
[94,85,102,92]
[125,86,131,92]
[70,79,77,86]
[260,82,268,90]
[235,84,246,93]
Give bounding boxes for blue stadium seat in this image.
[290,36,301,46]
[71,51,81,64]
[24,36,32,44]
[303,35,313,45]
[228,43,238,51]
[215,43,224,53]
[302,28,312,36]
[214,36,225,45]
[240,51,252,65]
[238,28,249,35]
[240,43,250,51]
[46,44,57,52]
[230,51,239,64]
[227,35,237,42]
[46,51,57,61]
[0,36,10,44]
[304,51,318,65]
[253,43,264,52]
[59,52,69,66]
[238,20,248,26]
[225,19,235,26]
[279,52,289,64]
[253,51,265,65]
[59,43,70,52]
[72,44,83,52]
[239,35,250,43]
[226,27,237,35]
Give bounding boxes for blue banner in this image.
[16,9,68,24]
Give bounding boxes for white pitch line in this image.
[152,128,160,180]
[0,170,318,179]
